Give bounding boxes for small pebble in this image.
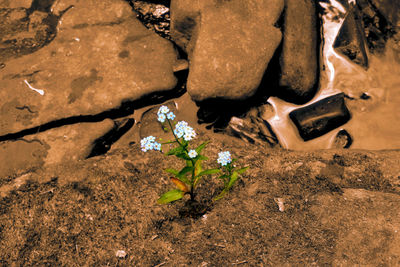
[116,250,127,258]
[274,198,285,212]
[360,92,371,100]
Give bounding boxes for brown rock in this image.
[170,0,204,54]
[0,119,114,179]
[278,0,319,104]
[171,0,284,102]
[0,0,178,136]
[369,0,400,26]
[0,0,32,8]
[333,5,369,68]
[0,139,47,179]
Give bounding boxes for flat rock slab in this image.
[0,119,114,179]
[310,189,400,266]
[0,0,178,136]
[171,0,284,102]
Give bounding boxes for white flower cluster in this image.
[140,136,161,152]
[157,105,175,123]
[174,121,196,141]
[217,151,232,166]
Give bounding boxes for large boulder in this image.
[278,0,319,104]
[170,0,284,102]
[0,0,179,137]
[170,0,204,53]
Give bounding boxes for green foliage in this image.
[145,106,248,205]
[214,166,249,201]
[157,189,185,204]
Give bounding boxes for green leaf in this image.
[193,160,203,188]
[213,189,228,201]
[157,189,185,204]
[197,155,209,161]
[161,140,178,145]
[176,152,191,160]
[179,166,193,176]
[177,166,193,184]
[227,171,239,189]
[236,166,249,174]
[195,141,210,154]
[186,160,193,167]
[198,168,221,177]
[194,160,202,177]
[214,171,241,201]
[166,146,183,156]
[165,168,179,176]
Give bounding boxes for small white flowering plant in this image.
[141,105,248,204]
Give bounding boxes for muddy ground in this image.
[1,133,399,266]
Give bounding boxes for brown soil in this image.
[1,133,399,266]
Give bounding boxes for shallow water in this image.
[265,0,400,150]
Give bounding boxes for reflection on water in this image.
[267,0,400,150]
[342,46,400,149]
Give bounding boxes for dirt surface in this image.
[1,133,399,266]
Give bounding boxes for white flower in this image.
[188,149,197,158]
[158,105,169,115]
[167,112,175,120]
[153,142,162,151]
[158,113,166,123]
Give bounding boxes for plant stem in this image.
[160,140,178,145]
[167,119,182,146]
[166,118,196,201]
[190,168,195,201]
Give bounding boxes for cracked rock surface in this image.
[0,0,179,137]
[0,0,182,178]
